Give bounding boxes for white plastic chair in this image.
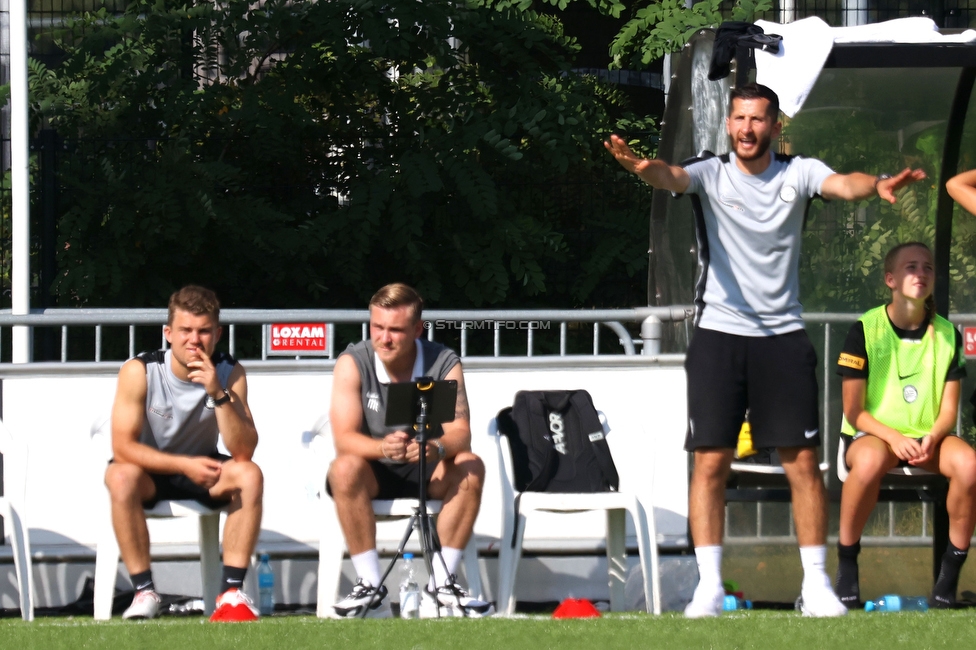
[303,415,483,618]
[90,414,228,619]
[491,413,662,616]
[0,419,34,621]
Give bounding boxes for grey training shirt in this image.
[139,349,237,456]
[684,152,834,336]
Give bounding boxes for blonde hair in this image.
[368,283,423,322]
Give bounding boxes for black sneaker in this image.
[333,579,392,619]
[420,577,494,618]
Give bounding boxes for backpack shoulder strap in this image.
[570,391,620,491]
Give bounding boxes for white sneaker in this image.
[420,579,494,618]
[799,587,848,618]
[333,579,393,619]
[122,589,161,620]
[683,585,724,618]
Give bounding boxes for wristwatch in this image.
[874,173,892,189]
[205,388,231,409]
[433,441,447,460]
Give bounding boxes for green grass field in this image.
[0,611,973,650]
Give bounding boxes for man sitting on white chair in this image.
[107,285,264,621]
[327,283,492,618]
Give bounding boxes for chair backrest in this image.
[488,411,611,498]
[0,419,28,511]
[301,414,336,500]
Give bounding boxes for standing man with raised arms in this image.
[107,285,264,622]
[606,82,926,618]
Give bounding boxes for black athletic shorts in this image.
[326,459,441,500]
[684,327,821,451]
[112,451,232,510]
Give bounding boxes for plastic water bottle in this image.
[399,553,421,619]
[722,595,752,611]
[257,553,275,616]
[864,595,928,612]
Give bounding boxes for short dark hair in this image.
[729,83,780,120]
[168,285,220,325]
[369,283,423,322]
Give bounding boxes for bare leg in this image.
[105,463,157,575]
[926,436,976,549]
[428,451,485,550]
[688,448,734,546]
[839,437,899,545]
[779,447,828,547]
[211,459,264,568]
[326,455,380,555]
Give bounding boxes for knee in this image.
[449,452,485,495]
[848,451,891,482]
[327,455,373,498]
[104,463,146,502]
[225,460,264,499]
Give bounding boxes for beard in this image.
[731,132,772,161]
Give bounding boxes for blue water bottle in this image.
[722,595,752,611]
[257,553,275,616]
[864,595,928,612]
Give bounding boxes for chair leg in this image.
[631,499,661,615]
[94,513,122,620]
[0,501,33,621]
[199,513,222,615]
[497,512,527,616]
[605,509,627,612]
[461,535,483,601]
[317,504,346,618]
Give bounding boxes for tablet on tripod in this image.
[385,377,457,437]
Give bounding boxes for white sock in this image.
[799,545,831,592]
[430,547,463,589]
[351,549,382,588]
[694,545,724,593]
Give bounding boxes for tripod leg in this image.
[359,512,421,619]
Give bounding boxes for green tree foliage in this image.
[609,0,772,67]
[29,0,655,308]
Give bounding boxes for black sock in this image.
[221,565,248,594]
[834,541,861,607]
[130,569,155,593]
[932,541,968,608]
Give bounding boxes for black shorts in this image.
[326,459,441,500]
[684,327,821,451]
[111,451,233,510]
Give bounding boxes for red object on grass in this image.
[552,598,601,619]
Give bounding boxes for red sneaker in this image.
[209,589,259,622]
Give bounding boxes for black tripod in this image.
[362,377,457,618]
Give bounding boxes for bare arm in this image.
[947,169,976,215]
[842,377,923,462]
[914,380,961,466]
[820,167,927,203]
[604,134,690,194]
[111,359,215,479]
[213,364,258,460]
[329,354,407,460]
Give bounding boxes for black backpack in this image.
[496,390,620,493]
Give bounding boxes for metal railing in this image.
[0,306,694,364]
